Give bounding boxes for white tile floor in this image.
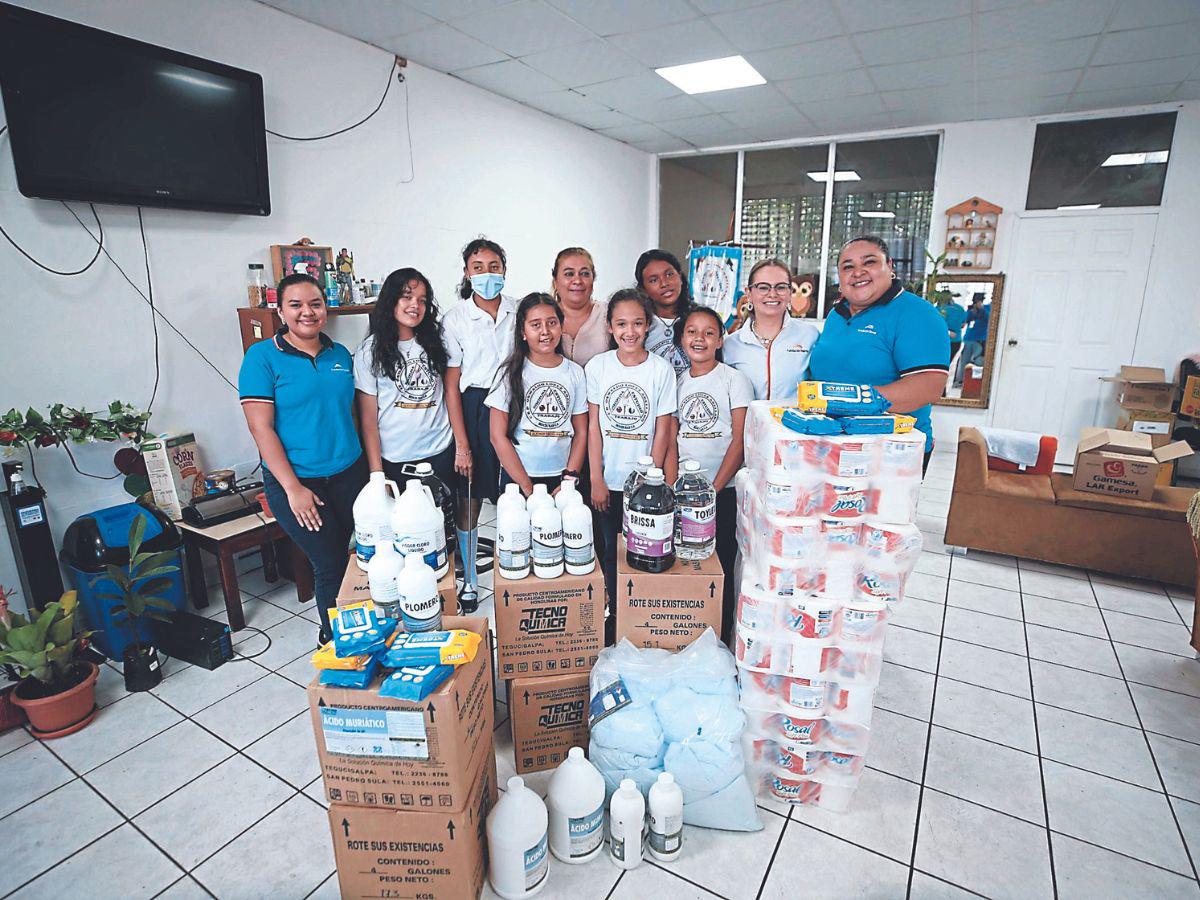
[3,453,1199,898]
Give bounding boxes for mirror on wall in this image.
[933,273,1004,409]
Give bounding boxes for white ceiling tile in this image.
[1080,54,1200,91]
[974,35,1098,80]
[880,84,961,112]
[887,108,948,128]
[777,68,877,103]
[836,0,970,32]
[578,72,681,106]
[744,37,860,80]
[522,88,610,118]
[695,83,793,112]
[262,0,437,40]
[619,92,714,122]
[545,0,700,37]
[1063,83,1180,111]
[850,16,971,66]
[806,111,897,135]
[751,120,825,141]
[971,94,1071,119]
[977,0,1118,47]
[452,0,594,56]
[520,39,647,87]
[1174,80,1200,100]
[403,0,514,20]
[794,93,887,122]
[386,23,508,69]
[661,113,741,141]
[1093,24,1200,65]
[609,17,737,68]
[709,1,843,53]
[975,69,1083,102]
[454,59,567,99]
[869,54,971,90]
[631,135,694,152]
[689,0,779,12]
[1110,0,1200,31]
[597,122,677,143]
[565,107,642,130]
[723,105,810,129]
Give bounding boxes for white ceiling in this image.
[258,0,1200,153]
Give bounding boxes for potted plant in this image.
[0,591,98,738]
[93,514,179,692]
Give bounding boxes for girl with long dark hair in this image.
[486,293,587,496]
[635,248,693,376]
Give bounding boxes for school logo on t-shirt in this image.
[649,335,689,375]
[394,353,437,409]
[679,392,720,437]
[525,381,571,433]
[603,382,649,432]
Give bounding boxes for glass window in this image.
[827,135,940,304]
[1026,112,1176,210]
[658,153,738,266]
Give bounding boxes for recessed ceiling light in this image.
[1101,150,1169,167]
[1057,204,1101,210]
[807,170,861,182]
[655,55,766,95]
[858,211,895,219]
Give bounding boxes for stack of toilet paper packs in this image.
[733,401,924,811]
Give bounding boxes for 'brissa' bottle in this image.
[624,467,675,573]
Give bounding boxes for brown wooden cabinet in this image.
[236,305,375,354]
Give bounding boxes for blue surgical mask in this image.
[469,273,505,300]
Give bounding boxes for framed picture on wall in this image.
[270,244,333,283]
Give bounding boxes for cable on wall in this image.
[266,58,402,141]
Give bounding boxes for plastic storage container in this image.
[487,776,550,898]
[547,747,606,864]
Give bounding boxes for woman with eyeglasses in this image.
[724,258,820,401]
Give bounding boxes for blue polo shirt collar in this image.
[273,327,334,360]
[833,278,904,320]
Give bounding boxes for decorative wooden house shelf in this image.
[944,196,1002,271]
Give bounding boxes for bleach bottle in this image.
[548,747,605,864]
[647,772,684,861]
[366,540,404,619]
[395,552,441,632]
[403,461,455,560]
[562,493,595,576]
[608,778,645,870]
[391,479,449,578]
[497,484,532,580]
[625,467,675,573]
[352,472,398,570]
[487,776,550,899]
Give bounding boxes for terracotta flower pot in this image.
[12,662,99,739]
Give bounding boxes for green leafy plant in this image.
[93,515,179,647]
[0,592,90,693]
[0,401,150,449]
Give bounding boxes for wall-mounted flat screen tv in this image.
[0,2,271,215]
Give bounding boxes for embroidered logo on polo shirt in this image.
[331,363,351,373]
[857,324,878,335]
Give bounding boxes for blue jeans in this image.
[263,454,367,634]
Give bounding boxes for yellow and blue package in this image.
[330,600,398,658]
[797,381,891,417]
[318,654,381,689]
[840,414,916,435]
[779,409,843,436]
[311,641,375,672]
[378,664,454,701]
[383,629,482,667]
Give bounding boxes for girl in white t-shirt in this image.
[487,293,588,496]
[669,305,754,642]
[585,289,678,631]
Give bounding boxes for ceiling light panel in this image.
[655,55,765,94]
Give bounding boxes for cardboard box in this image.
[308,616,493,812]
[328,753,497,900]
[508,672,590,775]
[1072,428,1192,501]
[1181,374,1200,419]
[1116,409,1176,448]
[493,562,604,680]
[139,433,204,520]
[337,553,458,616]
[1101,366,1177,412]
[616,537,724,652]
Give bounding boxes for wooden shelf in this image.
[237,303,375,354]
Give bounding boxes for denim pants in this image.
[262,455,367,633]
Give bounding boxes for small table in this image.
[177,513,312,631]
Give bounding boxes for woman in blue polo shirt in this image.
[239,272,366,642]
[809,237,950,468]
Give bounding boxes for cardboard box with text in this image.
[139,433,204,521]
[1101,366,1177,413]
[329,753,497,900]
[508,671,590,774]
[616,536,724,652]
[1072,428,1192,501]
[308,616,493,812]
[493,562,603,679]
[337,553,458,616]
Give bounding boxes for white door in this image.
[993,213,1158,462]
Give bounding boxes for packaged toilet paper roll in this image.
[818,557,858,599]
[781,675,828,714]
[767,515,820,559]
[784,594,837,639]
[862,521,923,563]
[786,634,836,678]
[737,583,780,631]
[878,432,925,477]
[823,437,876,478]
[854,564,904,606]
[766,466,821,518]
[840,600,889,643]
[818,476,874,519]
[873,476,920,524]
[819,517,862,554]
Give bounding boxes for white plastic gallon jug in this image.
[497,487,532,581]
[487,776,550,899]
[391,479,448,578]
[353,471,398,570]
[366,540,404,619]
[395,552,441,632]
[608,778,645,870]
[548,747,606,864]
[531,503,564,579]
[647,771,684,861]
[561,494,595,576]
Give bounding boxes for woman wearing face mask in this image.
[443,237,517,602]
[239,273,366,643]
[724,258,821,401]
[552,247,609,368]
[635,249,692,376]
[809,236,951,469]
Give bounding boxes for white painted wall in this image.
[0,0,654,612]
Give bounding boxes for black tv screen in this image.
[0,3,270,215]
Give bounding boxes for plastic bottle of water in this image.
[497,485,531,580]
[352,472,398,570]
[674,459,716,561]
[488,776,550,899]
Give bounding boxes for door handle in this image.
[1007,339,1018,347]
